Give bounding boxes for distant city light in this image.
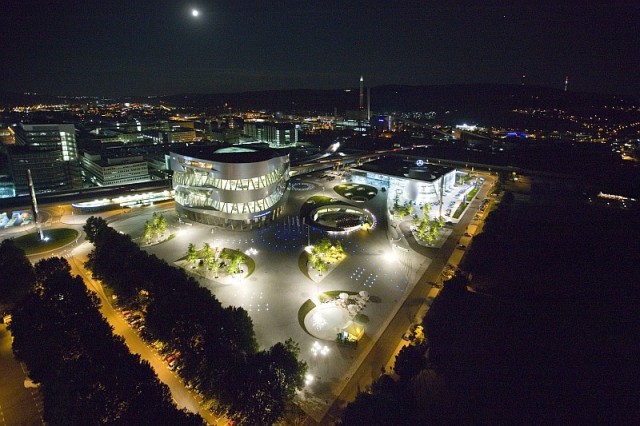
[456,123,478,131]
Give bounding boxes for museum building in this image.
[169,145,289,229]
[350,156,457,205]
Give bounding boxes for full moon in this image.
[191,9,200,17]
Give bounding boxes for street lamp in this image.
[305,373,314,386]
[311,341,329,357]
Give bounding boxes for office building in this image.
[243,122,299,147]
[7,123,79,194]
[81,152,150,186]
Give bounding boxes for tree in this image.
[186,243,198,265]
[83,216,108,243]
[209,259,221,278]
[227,339,307,425]
[341,375,414,425]
[84,218,315,422]
[395,343,428,382]
[34,256,73,285]
[307,252,318,269]
[316,260,328,276]
[421,203,431,218]
[11,255,204,425]
[157,214,168,236]
[226,252,245,275]
[152,212,168,237]
[143,220,154,243]
[0,239,35,310]
[428,223,439,243]
[201,243,214,267]
[315,238,332,255]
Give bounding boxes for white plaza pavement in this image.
[2,170,491,423]
[123,176,432,421]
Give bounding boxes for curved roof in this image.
[171,144,288,164]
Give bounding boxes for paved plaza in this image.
[120,175,430,419]
[1,169,490,422]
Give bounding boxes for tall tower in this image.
[27,169,44,241]
[564,76,569,92]
[367,87,371,120]
[359,76,364,111]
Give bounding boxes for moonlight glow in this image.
[191,9,200,17]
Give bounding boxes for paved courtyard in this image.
[1,169,488,422]
[104,170,487,420]
[102,173,433,419]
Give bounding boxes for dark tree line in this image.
[341,197,640,424]
[9,255,202,425]
[83,216,307,425]
[0,239,35,311]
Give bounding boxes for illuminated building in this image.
[7,123,79,194]
[13,123,77,162]
[243,122,299,147]
[350,157,456,205]
[81,152,150,186]
[164,127,197,143]
[170,145,289,229]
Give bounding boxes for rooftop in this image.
[353,155,454,182]
[171,144,289,164]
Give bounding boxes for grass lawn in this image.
[12,228,79,255]
[298,299,317,335]
[299,195,338,218]
[334,183,377,201]
[466,186,480,202]
[297,251,311,279]
[220,248,256,277]
[177,246,256,277]
[453,201,468,219]
[298,290,364,336]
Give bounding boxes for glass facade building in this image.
[170,146,289,229]
[8,123,79,194]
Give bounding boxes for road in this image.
[0,324,44,426]
[4,202,224,426]
[66,236,225,425]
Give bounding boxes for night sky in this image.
[2,0,639,97]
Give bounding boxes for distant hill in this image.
[0,91,61,106]
[2,85,638,128]
[160,84,639,127]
